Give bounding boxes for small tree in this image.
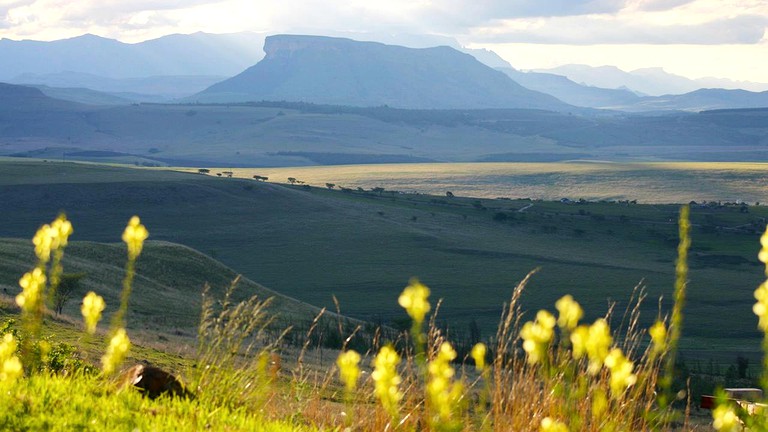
[253,175,268,182]
[446,191,454,198]
[287,177,297,184]
[198,168,210,174]
[325,183,336,190]
[51,272,86,315]
[222,171,233,178]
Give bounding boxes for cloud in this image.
[469,13,768,45]
[632,0,698,11]
[1,0,766,47]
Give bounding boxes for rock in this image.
[119,363,193,400]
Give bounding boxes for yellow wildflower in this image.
[0,334,22,384]
[427,342,464,423]
[604,348,637,398]
[31,215,72,263]
[555,295,583,331]
[16,267,46,311]
[336,350,361,393]
[371,345,402,417]
[81,291,106,335]
[122,216,149,260]
[649,321,667,355]
[571,318,612,374]
[540,417,569,432]
[471,342,487,371]
[398,278,430,324]
[520,310,556,365]
[712,404,741,432]
[102,328,131,375]
[759,227,768,267]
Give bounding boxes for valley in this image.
[0,160,765,366]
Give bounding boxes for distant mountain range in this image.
[534,64,768,96]
[1,32,768,112]
[192,35,571,111]
[0,32,267,79]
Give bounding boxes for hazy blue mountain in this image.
[0,82,80,110]
[535,64,768,96]
[28,85,133,105]
[0,32,266,80]
[627,88,768,112]
[498,67,641,109]
[10,72,226,101]
[194,35,572,110]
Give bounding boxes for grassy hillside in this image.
[0,237,322,336]
[0,160,766,365]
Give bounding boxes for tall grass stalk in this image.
[192,278,284,411]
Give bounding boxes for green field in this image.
[1,160,766,366]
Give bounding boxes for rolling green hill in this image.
[0,237,322,335]
[0,160,766,365]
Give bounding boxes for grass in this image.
[0,208,728,431]
[0,160,766,367]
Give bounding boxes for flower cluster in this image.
[122,216,149,260]
[571,318,612,374]
[604,348,637,397]
[32,215,73,263]
[540,417,569,432]
[471,342,486,372]
[754,227,768,330]
[81,291,106,335]
[427,342,464,423]
[371,345,402,418]
[0,334,22,384]
[102,328,131,375]
[398,278,431,324]
[555,294,583,331]
[712,404,740,432]
[520,310,556,365]
[649,321,667,355]
[16,267,46,313]
[336,350,361,393]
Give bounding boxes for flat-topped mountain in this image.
[194,35,573,111]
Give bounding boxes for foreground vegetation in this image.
[3,205,768,430]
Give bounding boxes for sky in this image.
[2,0,767,83]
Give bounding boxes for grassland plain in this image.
[211,161,768,204]
[0,160,766,367]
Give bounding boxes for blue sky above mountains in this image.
[2,0,766,82]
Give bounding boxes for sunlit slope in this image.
[0,237,321,333]
[0,161,764,359]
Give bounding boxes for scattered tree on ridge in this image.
[326,183,336,190]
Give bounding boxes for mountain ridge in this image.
[194,34,574,111]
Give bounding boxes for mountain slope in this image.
[194,35,573,111]
[498,67,641,109]
[0,32,266,80]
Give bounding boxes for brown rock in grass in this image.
[119,363,193,400]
